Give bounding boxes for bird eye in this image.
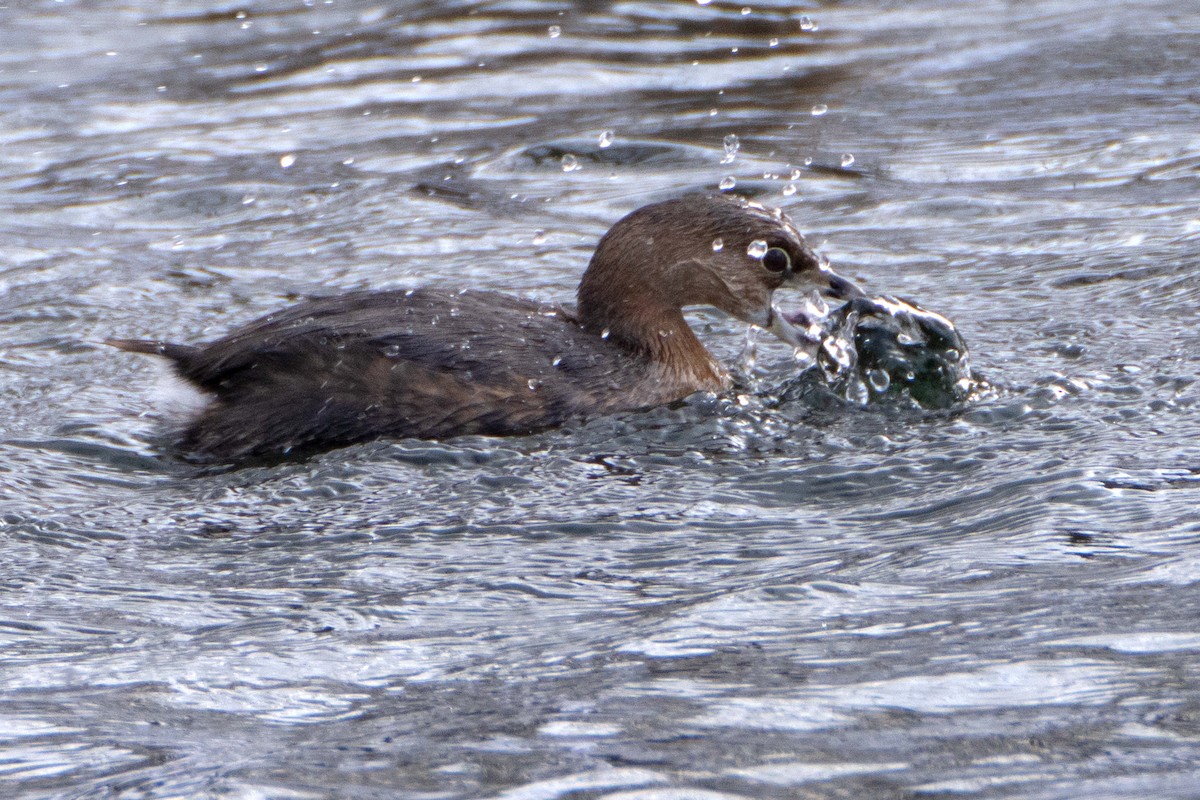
[761,247,791,273]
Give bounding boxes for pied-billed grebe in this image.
[109,194,862,461]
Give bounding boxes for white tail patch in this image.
[151,365,212,420]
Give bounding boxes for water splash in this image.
[778,296,973,409]
[738,325,759,375]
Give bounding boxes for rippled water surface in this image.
[3,1,1200,798]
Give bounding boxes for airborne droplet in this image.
[721,133,740,164]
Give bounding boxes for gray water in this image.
[2,1,1199,798]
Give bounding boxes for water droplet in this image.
[719,175,737,191]
[840,153,855,167]
[598,130,614,148]
[803,156,813,166]
[799,15,815,31]
[741,7,751,15]
[600,328,611,340]
[279,153,296,168]
[846,377,870,406]
[383,344,401,358]
[720,134,740,165]
[747,239,768,258]
[696,0,712,4]
[561,153,580,172]
[811,103,828,116]
[532,230,547,245]
[897,332,916,346]
[790,168,802,180]
[782,183,797,196]
[867,368,891,393]
[551,355,563,367]
[803,291,829,318]
[711,237,724,251]
[527,378,541,391]
[548,25,561,38]
[769,37,779,47]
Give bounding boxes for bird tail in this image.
[104,338,199,363]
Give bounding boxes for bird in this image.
[108,194,861,462]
